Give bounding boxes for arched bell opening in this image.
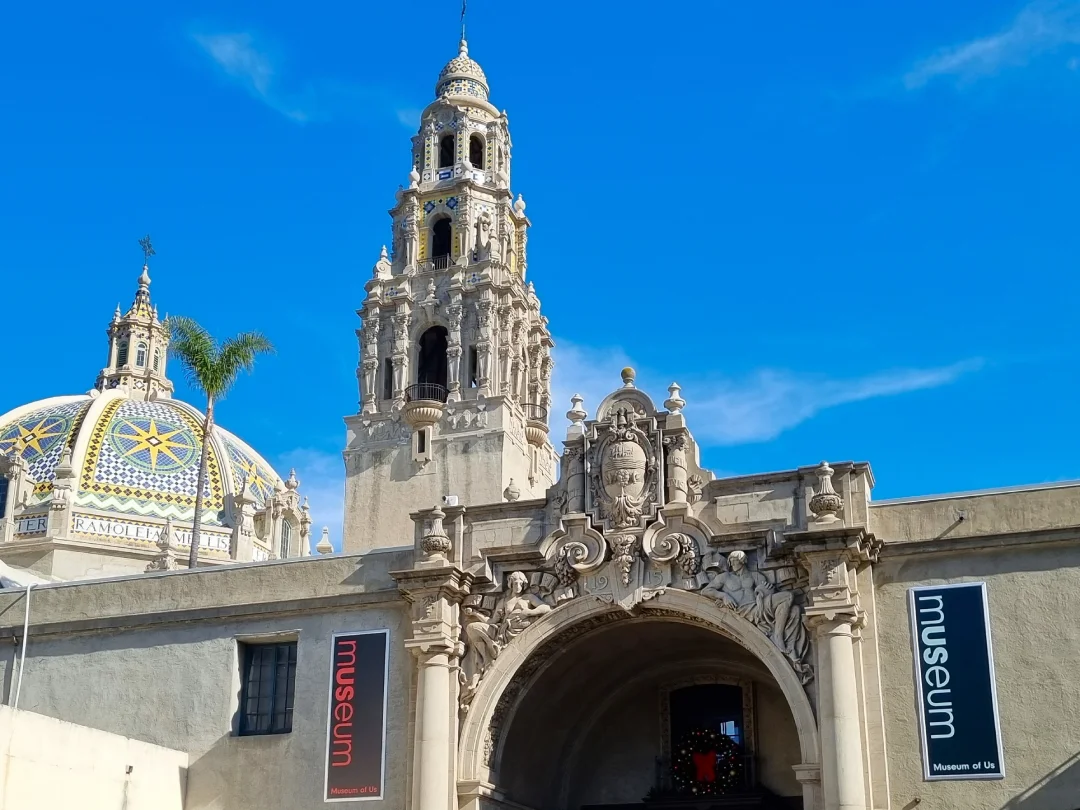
[410,326,448,402]
[430,216,452,268]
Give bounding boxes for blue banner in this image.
[909,582,1004,780]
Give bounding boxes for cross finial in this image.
[138,234,155,266]
[461,0,467,40]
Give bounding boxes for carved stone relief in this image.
[459,571,556,712]
[701,551,812,684]
[586,405,662,532]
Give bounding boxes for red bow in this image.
[692,751,717,782]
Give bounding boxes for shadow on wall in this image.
[1001,750,1080,810]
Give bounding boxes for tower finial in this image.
[461,0,467,42]
[138,234,155,267]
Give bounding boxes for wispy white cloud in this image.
[688,361,982,444]
[550,339,982,446]
[905,1,1080,89]
[193,32,308,122]
[191,30,417,126]
[275,448,344,552]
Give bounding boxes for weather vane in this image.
[138,234,155,266]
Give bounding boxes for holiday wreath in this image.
[671,725,745,796]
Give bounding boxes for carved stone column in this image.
[795,533,878,810]
[663,432,689,504]
[476,299,493,397]
[393,515,472,810]
[447,303,463,403]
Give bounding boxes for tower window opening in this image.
[153,349,161,372]
[431,217,452,263]
[0,475,9,520]
[417,326,449,395]
[439,134,455,169]
[469,135,485,169]
[468,346,478,388]
[416,428,426,454]
[117,341,129,367]
[383,357,394,399]
[280,519,292,558]
[136,342,147,367]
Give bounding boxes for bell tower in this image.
[343,38,557,553]
[94,237,173,402]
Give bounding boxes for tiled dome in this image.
[0,390,284,526]
[435,39,490,101]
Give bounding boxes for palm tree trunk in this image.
[189,396,215,569]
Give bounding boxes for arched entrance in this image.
[459,590,820,810]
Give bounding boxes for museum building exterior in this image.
[0,36,1078,810]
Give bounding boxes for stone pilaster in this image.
[793,528,879,810]
[393,535,472,810]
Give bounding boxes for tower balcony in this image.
[403,383,449,430]
[522,402,549,447]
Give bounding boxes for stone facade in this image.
[2,32,1080,810]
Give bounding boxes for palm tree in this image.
[166,316,274,569]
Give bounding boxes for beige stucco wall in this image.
[0,554,413,810]
[0,704,189,810]
[874,541,1080,810]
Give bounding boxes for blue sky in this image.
[3,1,1080,549]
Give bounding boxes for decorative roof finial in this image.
[285,468,300,491]
[409,165,420,188]
[316,527,333,555]
[138,234,155,267]
[621,367,636,388]
[664,382,686,415]
[566,393,587,427]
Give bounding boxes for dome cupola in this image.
[435,39,489,101]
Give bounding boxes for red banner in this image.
[324,630,389,802]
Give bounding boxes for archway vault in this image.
[457,588,821,796]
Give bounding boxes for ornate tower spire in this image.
[94,237,174,401]
[343,36,557,554]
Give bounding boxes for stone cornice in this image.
[0,589,403,641]
[878,524,1080,558]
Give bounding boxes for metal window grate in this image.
[239,642,297,735]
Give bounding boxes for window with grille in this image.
[136,342,147,367]
[117,341,129,366]
[239,641,297,735]
[280,520,292,559]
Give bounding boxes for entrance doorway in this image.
[492,617,803,810]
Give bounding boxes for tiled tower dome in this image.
[0,261,312,579]
[435,39,490,101]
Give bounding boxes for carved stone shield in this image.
[602,438,647,502]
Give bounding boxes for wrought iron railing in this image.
[431,254,452,270]
[405,383,449,403]
[522,402,548,423]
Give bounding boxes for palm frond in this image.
[166,318,274,400]
[166,316,218,397]
[214,332,275,400]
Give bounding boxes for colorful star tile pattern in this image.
[224,438,277,506]
[79,399,225,522]
[0,400,91,491]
